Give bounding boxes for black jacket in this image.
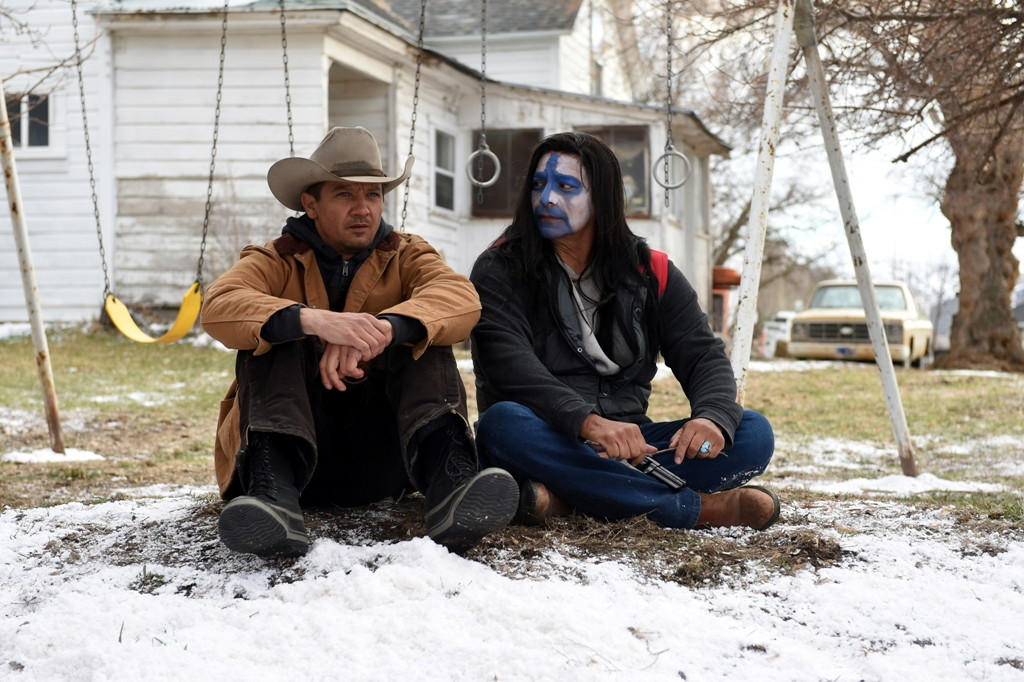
[470,245,743,445]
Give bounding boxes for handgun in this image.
[584,440,687,490]
[635,453,686,490]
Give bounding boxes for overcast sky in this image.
[767,142,1023,289]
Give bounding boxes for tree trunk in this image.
[937,127,1024,372]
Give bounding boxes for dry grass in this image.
[2,327,1023,583]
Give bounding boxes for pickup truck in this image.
[787,279,933,367]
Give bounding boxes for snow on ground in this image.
[2,488,1024,682]
[0,409,91,440]
[797,471,1006,495]
[0,323,33,340]
[457,358,851,376]
[188,332,232,352]
[1,447,105,464]
[3,339,1023,680]
[3,441,1023,681]
[748,359,849,372]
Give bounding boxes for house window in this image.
[5,93,50,148]
[578,125,648,216]
[470,128,544,217]
[712,292,725,333]
[434,130,456,211]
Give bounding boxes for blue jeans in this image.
[476,402,774,528]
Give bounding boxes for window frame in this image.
[469,128,545,218]
[575,125,650,217]
[5,92,51,149]
[432,128,457,212]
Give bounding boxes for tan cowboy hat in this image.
[267,126,414,211]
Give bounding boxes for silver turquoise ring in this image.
[699,440,712,454]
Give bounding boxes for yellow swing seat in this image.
[104,282,203,344]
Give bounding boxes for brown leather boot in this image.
[695,485,780,531]
[516,480,572,525]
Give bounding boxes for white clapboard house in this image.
[0,0,730,323]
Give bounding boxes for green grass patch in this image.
[0,326,233,420]
[1,329,1022,527]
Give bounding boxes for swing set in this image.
[70,0,300,344]
[7,0,916,474]
[71,0,504,343]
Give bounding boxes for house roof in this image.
[378,0,583,38]
[99,0,582,37]
[95,0,730,154]
[401,41,730,156]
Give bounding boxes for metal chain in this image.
[400,0,426,231]
[71,0,111,297]
[663,0,674,208]
[197,0,229,287]
[476,0,488,204]
[279,0,294,157]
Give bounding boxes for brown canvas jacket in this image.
[201,229,481,495]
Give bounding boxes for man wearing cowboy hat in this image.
[202,126,519,557]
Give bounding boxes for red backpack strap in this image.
[649,249,669,297]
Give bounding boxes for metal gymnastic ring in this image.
[651,147,692,190]
[465,147,501,188]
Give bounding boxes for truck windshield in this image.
[810,285,907,311]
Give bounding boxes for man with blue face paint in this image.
[532,153,594,240]
[470,132,780,532]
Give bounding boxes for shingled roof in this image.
[371,0,584,38]
[99,1,583,39]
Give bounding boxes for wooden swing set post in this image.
[0,85,66,454]
[793,0,918,476]
[729,0,795,404]
[729,0,918,476]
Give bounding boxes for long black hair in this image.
[494,131,654,295]
[493,131,662,358]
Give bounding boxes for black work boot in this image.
[218,432,309,557]
[421,421,518,551]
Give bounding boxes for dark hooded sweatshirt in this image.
[260,214,426,346]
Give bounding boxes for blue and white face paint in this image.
[532,152,593,240]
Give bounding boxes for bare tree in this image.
[1,3,96,105]
[679,0,1024,370]
[629,0,839,318]
[888,254,960,336]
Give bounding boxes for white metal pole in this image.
[1,85,66,454]
[794,0,917,476]
[730,0,796,404]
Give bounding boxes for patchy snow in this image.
[0,409,42,436]
[188,332,232,352]
[748,359,849,372]
[1,447,106,463]
[0,409,91,438]
[89,392,174,407]
[932,369,1024,380]
[794,472,1007,495]
[774,433,1024,478]
[456,359,849,378]
[110,483,217,499]
[3,353,1023,679]
[931,434,1024,457]
[0,323,32,339]
[775,436,893,472]
[3,448,1024,681]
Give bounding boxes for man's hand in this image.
[300,308,393,358]
[579,414,656,466]
[668,417,725,464]
[317,343,368,390]
[299,308,394,390]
